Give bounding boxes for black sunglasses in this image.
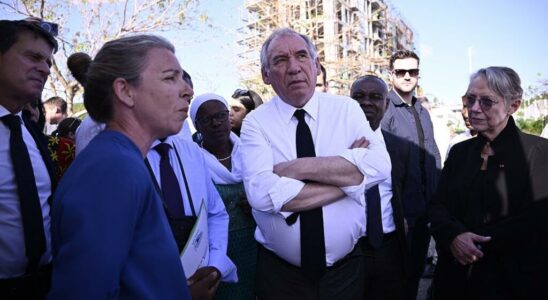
[463,94,499,110]
[197,110,229,126]
[14,19,59,37]
[393,69,419,78]
[232,89,250,99]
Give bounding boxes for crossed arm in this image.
[240,107,390,215]
[277,138,369,212]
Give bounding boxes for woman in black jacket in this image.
[428,66,548,300]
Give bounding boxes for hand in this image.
[350,137,369,149]
[450,232,491,265]
[187,267,221,300]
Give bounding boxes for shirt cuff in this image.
[338,148,370,206]
[208,249,238,283]
[268,176,306,217]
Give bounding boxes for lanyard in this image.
[144,143,197,217]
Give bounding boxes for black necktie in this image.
[1,114,46,273]
[154,143,185,217]
[366,184,383,249]
[294,109,326,281]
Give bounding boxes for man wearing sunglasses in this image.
[381,50,441,300]
[0,18,58,299]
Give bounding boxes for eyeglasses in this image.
[392,69,419,78]
[197,110,229,126]
[463,94,499,110]
[352,92,385,103]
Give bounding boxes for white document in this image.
[180,200,209,278]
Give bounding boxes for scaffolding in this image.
[238,0,415,97]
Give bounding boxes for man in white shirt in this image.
[351,75,410,300]
[146,135,237,300]
[43,96,67,135]
[240,28,391,299]
[0,18,58,299]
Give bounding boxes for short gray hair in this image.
[68,35,174,123]
[470,66,523,105]
[260,28,318,74]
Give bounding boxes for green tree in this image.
[1,0,206,114]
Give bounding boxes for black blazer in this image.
[428,117,548,298]
[22,114,57,196]
[382,129,410,271]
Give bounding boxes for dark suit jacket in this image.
[23,114,57,194]
[428,117,548,298]
[382,130,410,272]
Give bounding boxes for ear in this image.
[262,69,271,85]
[314,57,321,76]
[508,98,521,115]
[112,77,135,108]
[389,71,395,83]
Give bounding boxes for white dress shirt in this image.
[240,92,391,267]
[146,135,237,282]
[0,105,52,278]
[74,115,105,156]
[373,128,396,234]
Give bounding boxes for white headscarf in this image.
[189,92,229,125]
[190,92,242,184]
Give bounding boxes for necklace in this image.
[200,141,231,162]
[217,154,232,162]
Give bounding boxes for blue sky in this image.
[2,0,547,105]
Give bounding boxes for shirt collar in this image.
[0,105,22,118]
[389,90,418,108]
[151,135,175,149]
[275,92,319,124]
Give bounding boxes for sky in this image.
[2,0,547,105]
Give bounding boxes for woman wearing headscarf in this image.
[190,93,257,299]
[428,66,548,299]
[48,35,194,299]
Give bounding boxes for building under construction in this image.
[238,0,415,96]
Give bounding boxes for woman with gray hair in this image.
[48,35,193,299]
[428,66,548,299]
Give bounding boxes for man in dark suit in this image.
[0,18,58,299]
[351,75,409,299]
